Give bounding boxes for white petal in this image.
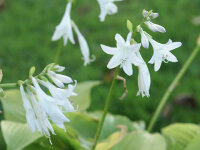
[167,52,178,62]
[107,54,121,69]
[164,42,182,51]
[115,33,126,47]
[101,44,118,55]
[72,22,92,66]
[126,32,132,44]
[154,59,162,71]
[139,28,149,48]
[122,62,133,76]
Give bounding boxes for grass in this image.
[0,0,200,134]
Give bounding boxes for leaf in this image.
[162,123,200,149]
[111,131,167,150]
[96,126,127,150]
[1,90,26,123]
[185,134,200,150]
[1,120,42,150]
[66,112,98,139]
[71,81,101,111]
[89,111,144,140]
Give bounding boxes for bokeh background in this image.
[0,0,200,147]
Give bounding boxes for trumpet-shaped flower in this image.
[97,0,122,22]
[72,22,95,66]
[101,32,144,76]
[20,85,40,132]
[52,2,75,45]
[149,39,182,71]
[136,53,151,97]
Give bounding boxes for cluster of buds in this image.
[19,64,77,140]
[101,10,182,97]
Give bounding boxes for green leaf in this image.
[162,123,200,149]
[71,81,101,111]
[1,90,26,122]
[66,112,98,139]
[89,111,144,140]
[185,134,200,150]
[111,131,167,150]
[1,120,42,150]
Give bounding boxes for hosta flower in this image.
[145,21,166,33]
[149,39,182,71]
[101,32,144,76]
[97,0,122,22]
[136,53,151,97]
[52,2,75,45]
[52,2,93,66]
[19,65,77,139]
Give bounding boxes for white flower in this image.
[39,80,77,113]
[145,21,166,33]
[26,89,55,137]
[32,77,70,130]
[71,21,95,66]
[136,53,151,97]
[97,0,122,22]
[101,32,144,76]
[138,26,152,49]
[20,85,40,132]
[47,70,73,88]
[149,39,182,71]
[52,2,75,45]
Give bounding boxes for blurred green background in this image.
[0,0,200,136]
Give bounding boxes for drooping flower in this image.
[149,39,182,71]
[97,0,122,22]
[52,2,94,66]
[19,64,77,140]
[136,53,151,97]
[52,2,75,45]
[101,32,144,76]
[71,21,95,66]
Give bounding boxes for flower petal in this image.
[122,62,133,76]
[107,54,121,69]
[101,44,118,55]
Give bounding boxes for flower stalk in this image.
[91,66,120,150]
[0,83,18,88]
[147,38,200,132]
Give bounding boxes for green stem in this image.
[0,83,18,88]
[54,39,63,64]
[91,67,120,150]
[147,43,200,132]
